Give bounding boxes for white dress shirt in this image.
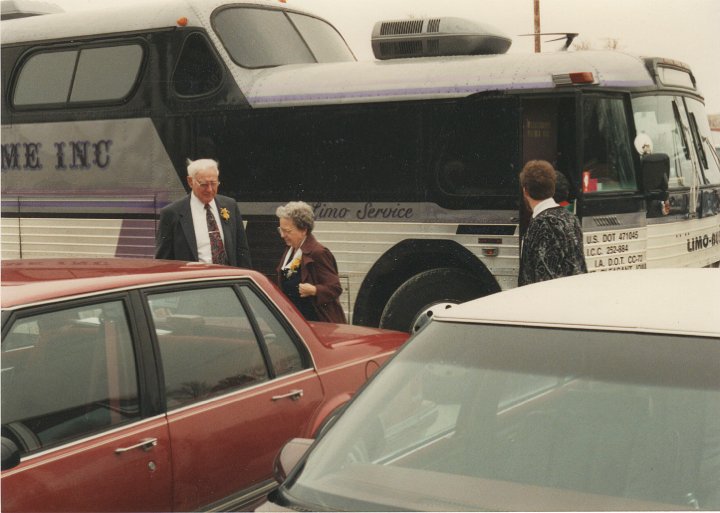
[190,193,225,263]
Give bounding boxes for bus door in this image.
[574,94,648,272]
[520,96,578,237]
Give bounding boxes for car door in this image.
[144,281,324,511]
[0,298,173,512]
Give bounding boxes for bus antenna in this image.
[519,32,579,51]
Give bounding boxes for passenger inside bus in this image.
[554,170,574,211]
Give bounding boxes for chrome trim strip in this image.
[166,370,316,422]
[2,415,168,476]
[433,318,718,338]
[2,275,265,311]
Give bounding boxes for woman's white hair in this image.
[186,158,220,178]
[276,201,315,233]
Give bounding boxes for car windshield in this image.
[279,322,720,511]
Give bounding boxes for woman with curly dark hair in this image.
[518,160,587,286]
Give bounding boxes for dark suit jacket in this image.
[276,233,346,324]
[155,194,252,268]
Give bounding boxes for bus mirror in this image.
[640,153,670,200]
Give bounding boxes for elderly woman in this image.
[276,201,346,323]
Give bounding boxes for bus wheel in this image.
[379,268,488,333]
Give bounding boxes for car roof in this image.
[434,269,720,337]
[1,258,264,309]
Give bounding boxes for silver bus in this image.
[2,0,719,331]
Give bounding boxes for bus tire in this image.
[379,267,488,333]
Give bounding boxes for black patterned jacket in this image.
[518,207,587,286]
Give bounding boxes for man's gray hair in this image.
[276,201,315,233]
[186,158,220,178]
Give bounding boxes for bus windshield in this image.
[633,95,720,187]
[633,96,695,188]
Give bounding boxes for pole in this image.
[534,0,541,53]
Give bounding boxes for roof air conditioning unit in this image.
[371,17,511,60]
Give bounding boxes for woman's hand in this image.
[298,283,317,298]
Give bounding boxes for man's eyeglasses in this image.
[195,180,220,188]
[277,227,295,235]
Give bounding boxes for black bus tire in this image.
[379,267,489,333]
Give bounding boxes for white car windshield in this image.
[279,322,720,511]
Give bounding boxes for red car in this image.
[0,259,407,512]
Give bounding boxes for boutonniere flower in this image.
[283,257,302,279]
[289,257,301,272]
[219,208,230,223]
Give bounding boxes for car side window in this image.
[1,301,140,455]
[147,287,269,409]
[238,284,305,377]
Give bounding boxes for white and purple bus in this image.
[2,0,719,331]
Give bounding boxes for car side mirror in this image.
[1,437,21,471]
[640,153,670,200]
[273,438,313,483]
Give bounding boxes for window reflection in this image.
[148,287,269,409]
[239,285,304,377]
[1,301,140,454]
[287,323,720,510]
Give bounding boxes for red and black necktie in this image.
[205,203,228,265]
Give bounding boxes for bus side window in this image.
[13,50,77,106]
[13,44,144,108]
[436,98,520,198]
[173,33,223,97]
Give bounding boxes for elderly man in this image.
[518,159,586,286]
[155,158,252,268]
